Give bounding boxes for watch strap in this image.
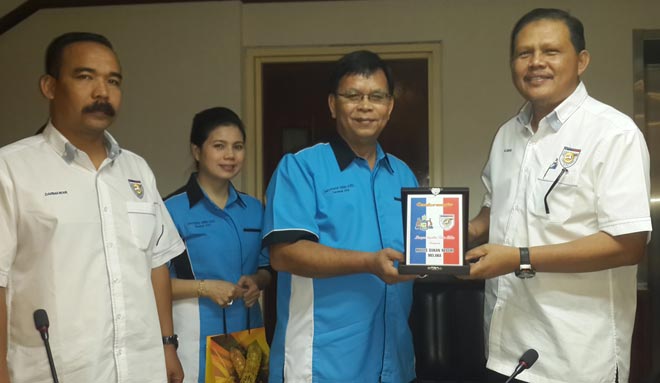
[162,334,178,349]
[519,247,530,266]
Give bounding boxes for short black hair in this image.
[510,8,585,58]
[329,50,394,95]
[190,107,246,148]
[45,32,114,78]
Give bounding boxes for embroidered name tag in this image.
[44,190,68,197]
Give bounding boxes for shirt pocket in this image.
[529,168,579,223]
[126,201,157,250]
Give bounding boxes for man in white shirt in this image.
[0,32,185,383]
[467,8,652,383]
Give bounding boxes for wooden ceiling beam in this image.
[0,0,332,35]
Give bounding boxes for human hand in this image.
[462,243,519,279]
[164,345,184,383]
[237,275,261,308]
[203,280,241,308]
[370,248,417,284]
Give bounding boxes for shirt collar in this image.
[184,173,246,209]
[516,82,589,133]
[42,121,122,163]
[329,134,393,173]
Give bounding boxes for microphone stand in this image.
[40,332,59,383]
[34,309,59,383]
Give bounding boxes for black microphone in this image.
[33,309,59,383]
[505,348,538,383]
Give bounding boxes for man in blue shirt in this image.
[262,50,418,383]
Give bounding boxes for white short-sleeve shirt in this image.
[481,83,651,383]
[0,123,185,383]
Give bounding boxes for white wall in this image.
[1,0,659,213]
[0,1,242,195]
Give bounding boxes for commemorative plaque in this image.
[398,187,469,275]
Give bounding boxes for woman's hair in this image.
[190,107,246,147]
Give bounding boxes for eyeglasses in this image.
[336,91,392,105]
[544,168,567,214]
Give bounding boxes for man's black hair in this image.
[329,50,394,95]
[45,32,114,78]
[510,8,585,58]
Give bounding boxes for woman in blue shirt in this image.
[164,107,271,383]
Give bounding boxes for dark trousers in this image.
[486,369,525,383]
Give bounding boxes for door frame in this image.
[633,29,660,376]
[243,43,443,199]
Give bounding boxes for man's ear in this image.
[328,94,337,119]
[39,75,56,100]
[577,50,591,77]
[385,97,394,122]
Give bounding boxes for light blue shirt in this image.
[263,135,418,383]
[165,174,269,383]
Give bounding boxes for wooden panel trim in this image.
[0,1,37,35]
[0,0,334,36]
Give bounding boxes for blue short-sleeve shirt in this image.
[165,174,269,383]
[263,136,418,383]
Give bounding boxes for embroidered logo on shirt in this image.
[559,147,581,169]
[128,179,144,199]
[504,148,513,152]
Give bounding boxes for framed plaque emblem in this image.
[399,187,469,275]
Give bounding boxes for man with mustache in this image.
[466,8,651,382]
[0,32,185,383]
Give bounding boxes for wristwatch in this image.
[515,247,536,279]
[162,334,179,349]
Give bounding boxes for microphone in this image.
[33,309,59,383]
[505,348,538,383]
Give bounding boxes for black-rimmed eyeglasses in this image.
[336,91,392,105]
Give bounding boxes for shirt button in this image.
[108,243,113,249]
[117,314,122,320]
[113,278,119,284]
[117,349,122,356]
[103,207,109,212]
